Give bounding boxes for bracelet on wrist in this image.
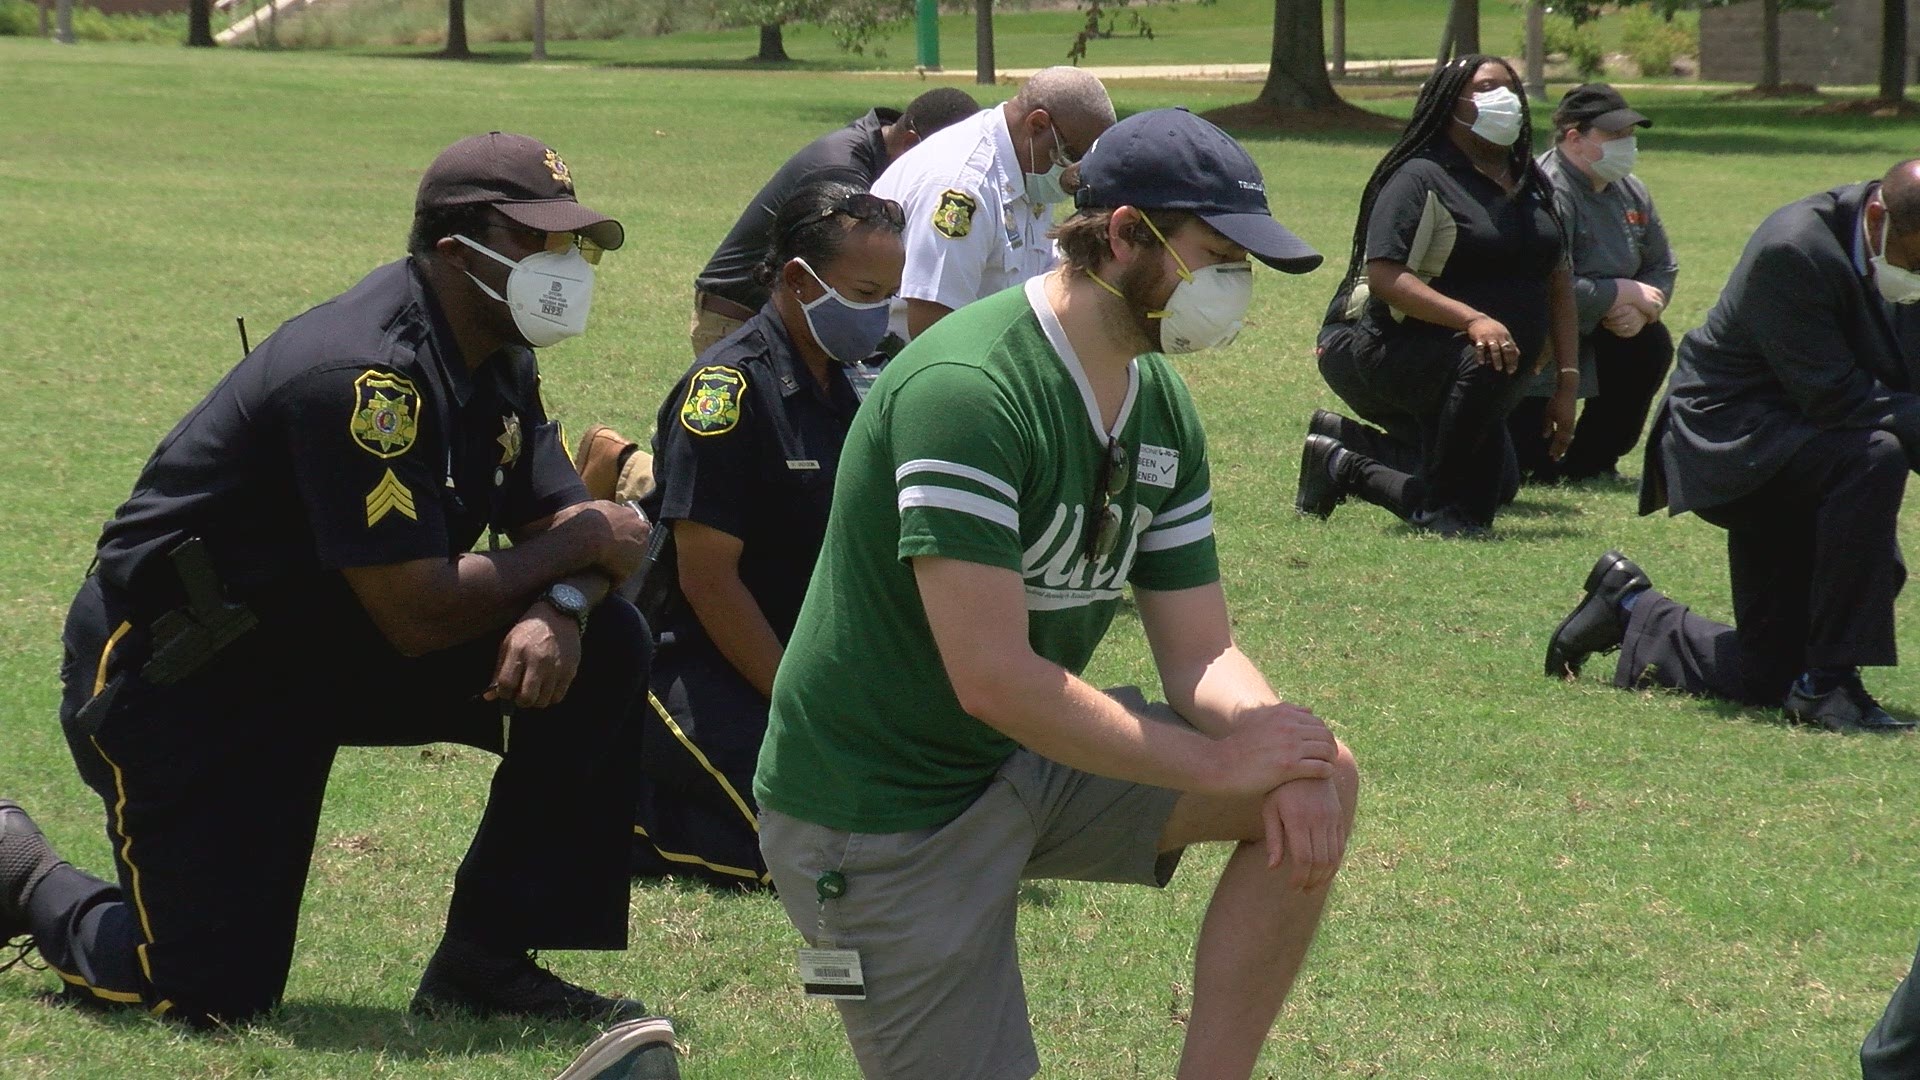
[1559,366,1580,376]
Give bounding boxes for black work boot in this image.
[0,800,66,972]
[1545,551,1650,678]
[411,936,649,1023]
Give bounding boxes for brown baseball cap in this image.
[416,132,625,251]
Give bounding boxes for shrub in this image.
[0,0,41,36]
[1522,11,1604,79]
[1617,6,1697,77]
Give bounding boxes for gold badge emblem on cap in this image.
[544,148,573,190]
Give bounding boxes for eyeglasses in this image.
[1085,436,1130,563]
[487,220,605,265]
[785,192,907,242]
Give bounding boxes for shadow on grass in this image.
[264,999,606,1058]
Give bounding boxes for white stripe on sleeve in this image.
[897,485,1021,532]
[894,458,1018,501]
[1151,491,1212,527]
[1138,514,1214,553]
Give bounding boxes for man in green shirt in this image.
[754,108,1359,1080]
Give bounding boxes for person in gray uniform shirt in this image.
[1509,84,1678,484]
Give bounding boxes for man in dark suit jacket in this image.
[1543,159,1920,734]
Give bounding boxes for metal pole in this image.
[916,0,939,71]
[1525,1,1546,99]
[532,0,546,60]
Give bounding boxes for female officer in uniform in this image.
[632,181,905,886]
[1294,54,1579,537]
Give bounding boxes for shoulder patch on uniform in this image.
[350,370,421,459]
[365,468,417,526]
[680,366,746,436]
[932,189,977,239]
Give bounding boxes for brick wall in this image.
[1701,0,1920,85]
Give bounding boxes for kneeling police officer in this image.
[0,132,657,1028]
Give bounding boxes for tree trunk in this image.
[1524,1,1545,98]
[1880,0,1908,103]
[187,0,214,46]
[974,0,994,85]
[531,0,546,61]
[37,0,47,37]
[443,0,470,57]
[1435,4,1455,66]
[1331,0,1345,78]
[1257,0,1341,108]
[55,0,71,43]
[1453,0,1479,55]
[757,22,788,62]
[1758,0,1780,90]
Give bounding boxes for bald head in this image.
[1883,158,1920,238]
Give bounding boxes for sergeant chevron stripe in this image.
[364,468,417,526]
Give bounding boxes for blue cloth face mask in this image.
[794,258,892,363]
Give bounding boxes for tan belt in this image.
[696,291,756,322]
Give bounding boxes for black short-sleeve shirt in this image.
[1355,139,1566,360]
[640,306,861,645]
[94,258,586,620]
[692,108,898,313]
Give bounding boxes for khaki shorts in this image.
[762,728,1185,1080]
[689,293,746,358]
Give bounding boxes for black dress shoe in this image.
[411,938,650,1023]
[1296,434,1346,519]
[1784,673,1914,734]
[1545,551,1650,678]
[1309,408,1346,442]
[0,800,65,944]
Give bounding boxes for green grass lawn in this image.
[3,37,1919,1080]
[266,0,1531,69]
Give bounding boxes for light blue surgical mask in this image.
[1024,123,1073,206]
[794,258,892,363]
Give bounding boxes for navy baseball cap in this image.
[416,132,625,251]
[1072,108,1321,274]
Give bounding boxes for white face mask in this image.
[1024,123,1072,206]
[1589,135,1638,183]
[453,234,595,347]
[1136,215,1253,354]
[1462,87,1525,148]
[1872,211,1920,305]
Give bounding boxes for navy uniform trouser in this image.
[632,638,770,889]
[28,575,651,1025]
[1317,322,1530,525]
[1509,322,1676,481]
[1612,427,1907,705]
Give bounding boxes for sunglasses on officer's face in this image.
[484,219,606,265]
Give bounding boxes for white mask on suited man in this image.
[1872,210,1920,305]
[453,234,596,346]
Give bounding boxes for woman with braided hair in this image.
[1295,55,1579,537]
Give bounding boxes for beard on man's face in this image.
[1115,249,1175,352]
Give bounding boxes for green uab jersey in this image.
[754,277,1220,834]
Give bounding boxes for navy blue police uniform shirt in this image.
[640,306,860,646]
[1353,137,1566,362]
[93,258,587,627]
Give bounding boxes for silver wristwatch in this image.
[540,582,591,633]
